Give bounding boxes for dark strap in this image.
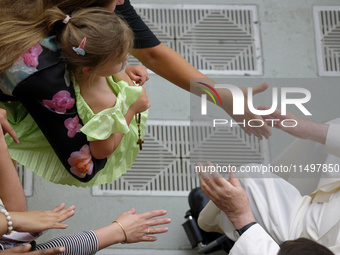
[13,60,107,182]
[236,222,257,236]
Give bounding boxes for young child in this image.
[41,7,149,186]
[1,4,150,187]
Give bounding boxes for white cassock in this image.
[198,119,340,255]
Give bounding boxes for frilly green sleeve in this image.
[75,78,142,142]
[80,109,130,141]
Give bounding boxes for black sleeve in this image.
[115,0,160,49]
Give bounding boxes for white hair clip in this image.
[63,15,71,24]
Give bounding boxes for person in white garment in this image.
[197,107,340,255]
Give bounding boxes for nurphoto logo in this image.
[197,82,312,128]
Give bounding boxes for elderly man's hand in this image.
[197,161,255,229]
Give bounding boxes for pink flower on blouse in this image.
[68,145,93,178]
[64,116,82,138]
[22,43,43,68]
[43,90,75,114]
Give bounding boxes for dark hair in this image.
[278,238,334,255]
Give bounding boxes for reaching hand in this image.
[0,245,65,254]
[259,106,329,144]
[113,208,171,243]
[197,161,255,229]
[0,108,18,143]
[222,83,272,140]
[125,65,150,86]
[10,203,75,233]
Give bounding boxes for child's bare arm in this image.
[0,109,26,212]
[89,87,150,159]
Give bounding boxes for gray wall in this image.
[27,0,340,252]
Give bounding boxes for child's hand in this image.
[130,87,150,114]
[10,203,75,233]
[125,65,149,86]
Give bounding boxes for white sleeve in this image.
[229,224,280,255]
[325,124,340,158]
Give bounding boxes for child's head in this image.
[45,7,133,83]
[0,0,122,73]
[278,238,334,255]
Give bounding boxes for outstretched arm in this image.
[0,109,26,212]
[131,43,271,139]
[0,203,75,236]
[94,208,171,250]
[259,106,329,145]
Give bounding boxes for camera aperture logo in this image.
[196,82,223,113]
[197,83,312,128]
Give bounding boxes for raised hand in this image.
[218,83,272,140]
[10,203,75,233]
[197,161,255,229]
[113,208,171,243]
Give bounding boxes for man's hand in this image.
[197,161,255,229]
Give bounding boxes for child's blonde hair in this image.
[0,0,120,74]
[44,7,134,83]
[0,0,46,73]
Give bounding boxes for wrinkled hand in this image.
[0,245,65,254]
[258,106,329,144]
[0,108,18,143]
[197,162,255,229]
[222,83,271,140]
[130,87,150,114]
[125,65,149,86]
[114,208,171,243]
[11,203,75,233]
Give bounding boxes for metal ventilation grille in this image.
[314,6,340,76]
[92,121,268,196]
[128,4,263,75]
[17,163,33,197]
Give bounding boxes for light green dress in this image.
[72,77,148,187]
[3,77,148,187]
